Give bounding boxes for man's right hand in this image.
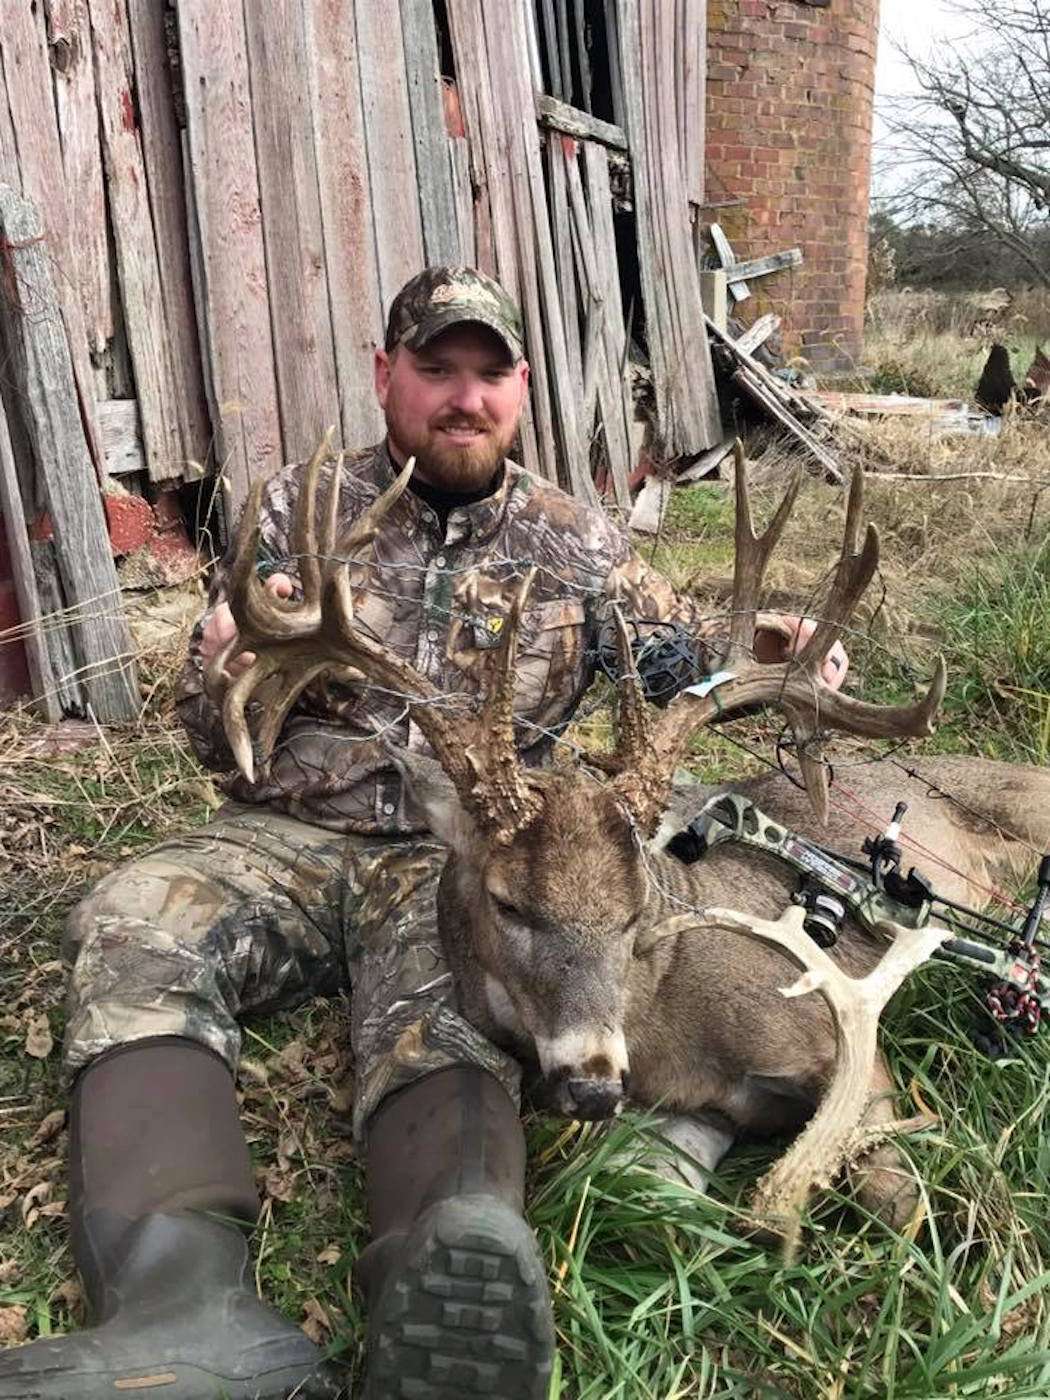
[200,573,295,687]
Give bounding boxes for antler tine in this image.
[463,568,544,840]
[795,464,877,676]
[219,443,414,783]
[291,426,338,605]
[730,440,802,655]
[322,564,543,840]
[621,449,947,832]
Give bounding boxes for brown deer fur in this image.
[219,437,1050,1238]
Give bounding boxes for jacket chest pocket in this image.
[514,597,590,714]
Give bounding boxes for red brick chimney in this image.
[705,0,879,372]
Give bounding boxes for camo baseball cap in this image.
[384,266,525,362]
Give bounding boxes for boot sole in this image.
[364,1195,555,1400]
[0,1357,347,1400]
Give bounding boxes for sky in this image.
[872,0,977,194]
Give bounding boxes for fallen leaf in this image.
[316,1243,342,1266]
[0,1261,19,1286]
[300,1297,332,1346]
[30,1110,66,1147]
[24,1016,53,1060]
[261,1166,297,1204]
[0,1306,26,1345]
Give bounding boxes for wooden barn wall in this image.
[0,0,715,713]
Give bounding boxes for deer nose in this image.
[565,1076,624,1120]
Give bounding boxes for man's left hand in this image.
[754,614,849,691]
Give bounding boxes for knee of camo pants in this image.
[347,839,522,1140]
[62,828,344,1080]
[63,868,245,1079]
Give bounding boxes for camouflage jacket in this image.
[177,441,725,835]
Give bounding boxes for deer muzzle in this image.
[534,1027,631,1120]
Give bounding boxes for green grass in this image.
[861,539,1050,765]
[2,463,1050,1395]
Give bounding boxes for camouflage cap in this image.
[384,266,525,362]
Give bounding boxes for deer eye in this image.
[490,894,521,920]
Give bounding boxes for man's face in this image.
[375,324,530,491]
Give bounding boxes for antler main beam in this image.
[603,444,946,835]
[697,904,948,1261]
[215,433,543,838]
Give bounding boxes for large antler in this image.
[214,432,542,839]
[604,442,946,834]
[695,903,947,1261]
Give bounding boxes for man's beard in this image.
[385,400,515,492]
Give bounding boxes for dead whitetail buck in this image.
[213,435,1050,1256]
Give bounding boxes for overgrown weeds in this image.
[1,406,1049,1394]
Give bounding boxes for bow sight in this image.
[667,792,1050,1053]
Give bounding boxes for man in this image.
[0,267,846,1400]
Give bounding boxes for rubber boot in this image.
[0,1037,348,1400]
[356,1067,555,1400]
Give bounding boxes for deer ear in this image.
[390,748,476,849]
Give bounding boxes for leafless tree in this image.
[875,0,1050,286]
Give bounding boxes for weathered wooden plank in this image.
[546,136,582,390]
[555,0,572,106]
[44,0,112,399]
[0,395,62,720]
[628,475,669,533]
[535,93,628,150]
[355,0,425,311]
[177,0,282,508]
[446,0,542,476]
[676,435,733,483]
[449,136,476,266]
[493,1,590,497]
[0,1,105,482]
[243,0,340,463]
[705,313,830,421]
[709,221,750,302]
[734,312,781,357]
[522,0,544,90]
[302,0,385,452]
[126,0,212,474]
[96,398,144,476]
[730,367,845,484]
[89,0,183,481]
[726,247,803,283]
[581,141,633,505]
[679,0,705,204]
[603,0,626,127]
[401,0,460,266]
[538,0,562,98]
[0,186,140,720]
[618,0,721,455]
[572,0,591,112]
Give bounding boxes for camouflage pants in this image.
[63,804,520,1137]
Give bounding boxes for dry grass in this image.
[0,394,1048,1390]
[860,287,1050,400]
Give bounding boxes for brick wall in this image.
[705,0,879,371]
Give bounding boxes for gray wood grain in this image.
[0,186,140,721]
[89,0,184,482]
[0,2,106,484]
[302,0,385,451]
[401,0,460,265]
[0,395,62,720]
[178,0,282,509]
[126,0,212,475]
[355,0,425,310]
[244,0,341,463]
[44,0,112,403]
[535,94,627,150]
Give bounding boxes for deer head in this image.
[218,434,946,1122]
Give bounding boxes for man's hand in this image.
[200,573,295,687]
[754,614,849,691]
